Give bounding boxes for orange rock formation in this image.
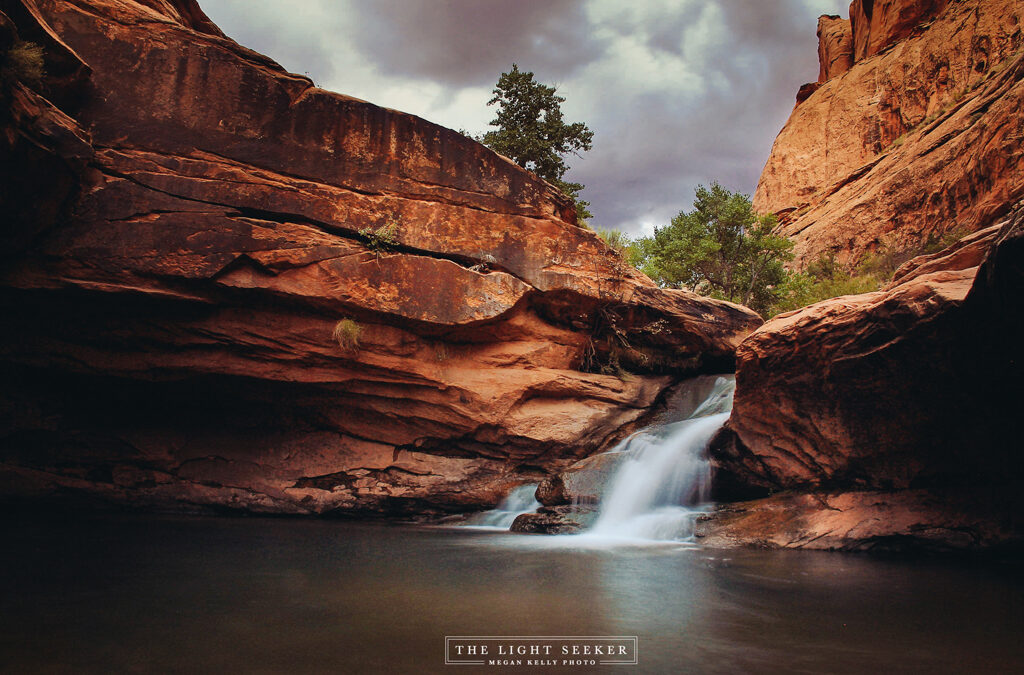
[0,0,760,515]
[756,0,1023,267]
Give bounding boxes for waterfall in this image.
[581,375,734,542]
[461,484,541,529]
[586,412,726,540]
[464,376,733,544]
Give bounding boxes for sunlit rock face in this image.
[708,206,1024,552]
[0,0,761,516]
[816,14,853,83]
[756,0,1024,268]
[707,0,1024,552]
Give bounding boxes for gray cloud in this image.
[200,0,342,84]
[200,0,848,235]
[345,0,604,87]
[567,0,847,232]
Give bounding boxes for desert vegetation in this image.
[605,184,968,318]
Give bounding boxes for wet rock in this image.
[696,490,1013,553]
[536,453,626,507]
[510,506,598,534]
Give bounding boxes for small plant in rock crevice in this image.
[358,220,400,257]
[1,40,45,88]
[333,318,362,351]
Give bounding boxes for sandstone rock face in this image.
[850,0,951,62]
[697,490,1014,553]
[757,0,1024,267]
[816,15,853,83]
[0,0,760,516]
[709,206,1024,551]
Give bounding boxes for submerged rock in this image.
[0,0,760,516]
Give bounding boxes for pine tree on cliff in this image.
[481,64,594,221]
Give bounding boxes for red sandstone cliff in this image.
[704,0,1024,552]
[756,0,1024,267]
[0,0,760,515]
[706,204,1022,551]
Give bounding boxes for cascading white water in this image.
[461,484,540,529]
[461,376,733,545]
[582,375,735,542]
[586,413,726,540]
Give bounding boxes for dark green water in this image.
[0,515,1020,674]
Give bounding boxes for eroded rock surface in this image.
[708,207,1024,551]
[757,0,1024,266]
[0,0,760,516]
[510,505,597,534]
[816,14,853,83]
[697,490,1015,553]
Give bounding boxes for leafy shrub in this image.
[770,268,881,316]
[633,183,794,316]
[333,318,361,351]
[596,228,630,253]
[768,226,972,317]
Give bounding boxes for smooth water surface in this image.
[1,515,1021,674]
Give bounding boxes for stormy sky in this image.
[200,0,848,235]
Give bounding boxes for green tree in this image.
[596,228,643,267]
[635,183,793,316]
[481,64,594,220]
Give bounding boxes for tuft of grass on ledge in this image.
[333,318,361,351]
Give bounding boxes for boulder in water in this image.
[510,506,598,534]
[536,453,626,507]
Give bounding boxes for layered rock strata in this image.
[0,0,760,515]
[757,0,1024,267]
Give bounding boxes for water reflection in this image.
[0,515,1020,673]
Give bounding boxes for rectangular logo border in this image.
[445,636,639,666]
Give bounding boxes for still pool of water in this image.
[1,515,1021,674]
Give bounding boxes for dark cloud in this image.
[200,0,848,234]
[346,0,605,87]
[571,0,847,233]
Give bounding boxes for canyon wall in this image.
[0,0,760,516]
[756,0,1024,267]
[707,204,1022,551]
[706,0,1024,551]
